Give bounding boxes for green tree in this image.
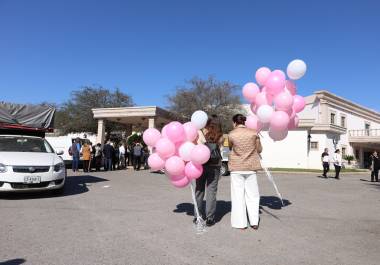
[55,86,134,134]
[167,76,242,132]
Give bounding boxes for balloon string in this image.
[190,181,201,219]
[190,181,206,234]
[260,157,284,207]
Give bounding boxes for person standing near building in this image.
[333,149,342,179]
[119,143,126,169]
[321,148,330,178]
[370,151,379,182]
[70,138,81,172]
[81,141,92,173]
[103,141,114,171]
[94,143,102,172]
[133,142,143,170]
[228,114,262,230]
[195,116,223,227]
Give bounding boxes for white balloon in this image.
[191,110,208,129]
[287,59,307,80]
[178,142,196,162]
[257,105,274,123]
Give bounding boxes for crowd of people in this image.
[69,139,150,172]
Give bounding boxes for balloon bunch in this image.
[242,59,307,141]
[143,111,211,188]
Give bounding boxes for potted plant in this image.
[344,155,354,165]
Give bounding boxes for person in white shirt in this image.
[333,149,342,179]
[321,148,330,178]
[119,143,126,169]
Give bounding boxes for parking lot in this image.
[0,170,379,265]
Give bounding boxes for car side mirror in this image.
[56,150,64,156]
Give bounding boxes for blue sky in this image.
[0,0,379,111]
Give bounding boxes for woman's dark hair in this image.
[232,114,246,125]
[205,116,223,143]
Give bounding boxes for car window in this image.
[0,136,53,153]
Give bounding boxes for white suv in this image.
[0,135,66,193]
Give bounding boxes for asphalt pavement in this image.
[0,169,379,265]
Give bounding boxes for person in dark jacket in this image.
[133,142,143,170]
[195,116,223,227]
[370,151,380,182]
[103,141,114,171]
[70,138,81,172]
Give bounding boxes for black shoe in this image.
[335,177,340,180]
[206,219,215,227]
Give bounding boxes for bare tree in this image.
[167,76,242,132]
[55,86,134,134]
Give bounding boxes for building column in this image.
[96,119,106,145]
[319,99,329,124]
[148,117,155,129]
[359,147,364,168]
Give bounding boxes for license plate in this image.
[24,176,41,184]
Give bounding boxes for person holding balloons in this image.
[228,114,262,230]
[194,116,224,227]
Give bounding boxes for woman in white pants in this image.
[228,114,262,230]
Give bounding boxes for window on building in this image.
[342,147,346,157]
[330,113,336,125]
[310,142,319,150]
[341,116,346,128]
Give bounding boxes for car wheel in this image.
[221,162,229,176]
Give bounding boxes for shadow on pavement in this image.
[0,175,109,200]
[0,259,26,265]
[173,196,291,223]
[360,178,374,182]
[260,196,292,210]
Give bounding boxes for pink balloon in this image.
[285,80,297,95]
[286,108,296,120]
[143,128,161,147]
[161,125,169,138]
[288,115,300,130]
[165,156,185,176]
[255,67,271,86]
[155,138,176,159]
[148,153,165,171]
[274,92,294,111]
[183,122,198,142]
[185,162,204,180]
[265,70,286,96]
[169,174,185,181]
[261,122,270,131]
[250,104,257,114]
[246,115,262,132]
[254,92,273,107]
[270,111,290,131]
[269,129,288,141]
[242,82,260,103]
[171,176,190,188]
[190,144,211,165]
[293,95,306,113]
[166,122,186,143]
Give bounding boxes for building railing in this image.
[349,129,380,137]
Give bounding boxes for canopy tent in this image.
[0,102,55,133]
